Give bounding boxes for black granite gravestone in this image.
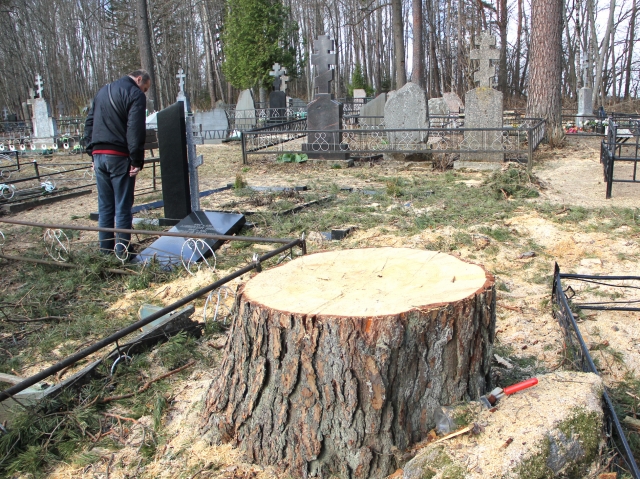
[132,210,245,268]
[301,94,348,160]
[157,101,191,220]
[269,91,287,124]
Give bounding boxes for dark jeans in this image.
[93,154,136,254]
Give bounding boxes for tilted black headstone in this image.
[132,211,246,268]
[157,101,191,220]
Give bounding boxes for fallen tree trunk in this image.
[202,248,496,478]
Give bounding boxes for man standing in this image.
[84,70,150,257]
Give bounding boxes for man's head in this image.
[128,69,151,94]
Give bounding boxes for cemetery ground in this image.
[0,135,639,478]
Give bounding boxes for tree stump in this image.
[202,248,496,478]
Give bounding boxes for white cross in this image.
[176,68,186,94]
[269,63,287,91]
[2,107,8,120]
[470,33,500,88]
[35,74,44,98]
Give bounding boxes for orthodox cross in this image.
[470,33,500,88]
[311,35,337,95]
[176,68,186,94]
[35,74,44,98]
[2,107,8,120]
[269,63,287,91]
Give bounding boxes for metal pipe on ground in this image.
[0,253,136,275]
[0,218,294,244]
[0,238,305,403]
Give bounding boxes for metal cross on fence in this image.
[176,68,186,94]
[470,33,500,88]
[269,63,287,91]
[35,74,44,98]
[311,35,337,95]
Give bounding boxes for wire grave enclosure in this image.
[0,117,86,152]
[0,236,306,404]
[600,116,640,198]
[0,218,305,276]
[242,118,546,169]
[552,265,640,478]
[0,157,93,204]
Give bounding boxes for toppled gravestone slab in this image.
[402,371,603,479]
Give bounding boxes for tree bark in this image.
[624,0,637,99]
[497,0,508,95]
[136,0,158,108]
[527,0,564,147]
[411,0,423,87]
[202,248,496,479]
[391,0,406,88]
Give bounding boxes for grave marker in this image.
[302,35,349,162]
[443,92,464,114]
[29,74,57,141]
[133,211,246,268]
[2,107,8,120]
[311,35,337,95]
[236,89,256,128]
[157,101,191,220]
[576,87,593,127]
[470,34,500,88]
[176,68,190,113]
[458,33,503,168]
[383,82,430,161]
[269,63,287,123]
[359,93,386,126]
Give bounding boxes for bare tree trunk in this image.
[411,0,423,87]
[497,0,508,94]
[593,0,615,107]
[136,0,158,108]
[624,0,637,99]
[513,0,523,97]
[527,0,564,146]
[391,0,406,87]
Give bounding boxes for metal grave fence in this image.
[552,265,640,478]
[242,118,546,169]
[600,116,640,198]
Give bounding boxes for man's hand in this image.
[129,166,140,177]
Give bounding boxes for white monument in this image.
[176,68,190,114]
[29,74,57,142]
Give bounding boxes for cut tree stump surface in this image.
[203,248,496,479]
[243,248,492,316]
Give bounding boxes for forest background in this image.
[0,0,636,118]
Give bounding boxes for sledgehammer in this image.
[480,377,538,409]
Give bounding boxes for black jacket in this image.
[84,76,147,168]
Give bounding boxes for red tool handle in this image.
[503,377,538,396]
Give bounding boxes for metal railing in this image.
[242,118,546,170]
[600,117,640,198]
[552,265,640,478]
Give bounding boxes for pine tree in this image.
[221,0,298,90]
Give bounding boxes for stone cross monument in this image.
[311,35,337,95]
[268,63,288,123]
[302,35,349,163]
[458,32,504,168]
[176,68,190,114]
[29,73,57,141]
[470,34,500,88]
